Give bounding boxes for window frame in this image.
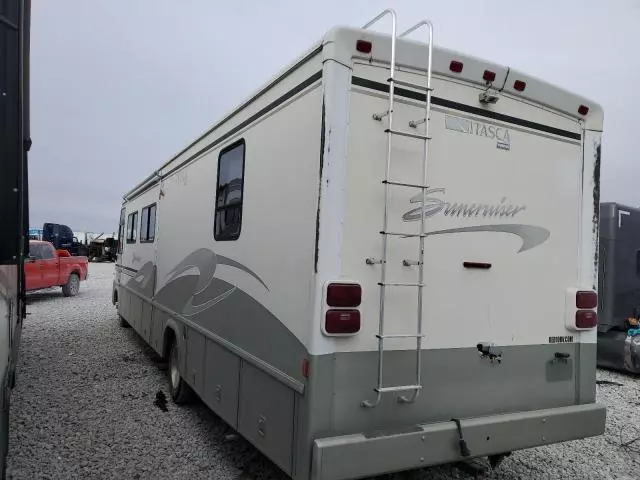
[118,207,126,253]
[126,211,138,244]
[214,139,246,242]
[140,203,157,243]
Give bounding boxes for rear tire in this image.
[62,273,80,297]
[167,340,194,404]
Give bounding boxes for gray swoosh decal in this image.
[166,248,268,292]
[183,286,237,317]
[216,254,268,290]
[423,224,550,253]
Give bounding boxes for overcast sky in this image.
[30,0,639,232]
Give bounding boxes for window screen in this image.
[140,204,157,242]
[126,211,138,243]
[214,140,245,241]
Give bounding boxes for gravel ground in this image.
[6,262,640,479]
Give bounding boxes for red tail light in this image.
[578,105,589,116]
[356,40,372,53]
[576,310,597,329]
[327,283,361,307]
[449,60,463,73]
[483,70,496,82]
[325,310,361,334]
[513,80,526,92]
[576,291,597,309]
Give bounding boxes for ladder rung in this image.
[381,231,426,238]
[388,77,434,92]
[376,333,425,339]
[385,128,431,141]
[375,385,423,394]
[378,282,424,287]
[382,180,429,189]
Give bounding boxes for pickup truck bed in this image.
[25,241,88,296]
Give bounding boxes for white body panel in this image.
[318,62,588,353]
[121,52,324,350]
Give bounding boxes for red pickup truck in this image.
[25,241,88,296]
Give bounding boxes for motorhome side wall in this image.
[117,50,324,475]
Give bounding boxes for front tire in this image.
[62,273,80,297]
[167,340,194,404]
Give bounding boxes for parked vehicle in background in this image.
[42,222,89,257]
[597,202,640,373]
[27,227,41,240]
[114,10,604,480]
[25,241,88,296]
[87,233,117,262]
[0,0,30,477]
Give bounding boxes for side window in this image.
[60,225,73,244]
[29,243,42,259]
[126,211,138,243]
[118,208,125,253]
[214,140,245,241]
[41,244,55,259]
[140,203,157,243]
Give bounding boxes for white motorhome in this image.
[114,10,605,480]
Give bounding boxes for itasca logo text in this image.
[402,188,526,222]
[445,114,511,150]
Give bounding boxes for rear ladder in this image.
[361,10,435,408]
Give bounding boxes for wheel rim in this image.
[170,346,180,389]
[70,276,79,295]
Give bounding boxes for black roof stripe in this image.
[351,76,581,141]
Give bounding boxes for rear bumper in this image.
[311,403,605,480]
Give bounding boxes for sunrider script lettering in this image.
[402,187,526,222]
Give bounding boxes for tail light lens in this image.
[356,40,372,53]
[576,291,597,309]
[449,60,463,73]
[327,283,361,307]
[566,289,597,330]
[576,310,598,329]
[325,310,361,334]
[483,70,496,82]
[513,80,526,91]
